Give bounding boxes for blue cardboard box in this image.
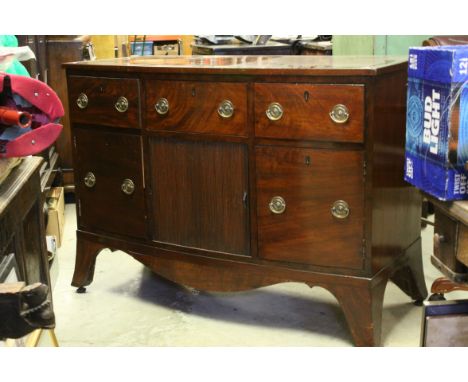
[404,45,468,200]
[130,41,153,56]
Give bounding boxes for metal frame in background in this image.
[421,299,468,346]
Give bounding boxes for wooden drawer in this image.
[433,208,468,279]
[254,83,364,142]
[256,145,365,269]
[68,76,140,128]
[74,128,146,238]
[145,80,247,136]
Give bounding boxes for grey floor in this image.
[44,204,466,347]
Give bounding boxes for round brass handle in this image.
[155,98,169,115]
[436,233,446,243]
[76,93,88,109]
[84,172,96,188]
[331,200,350,219]
[329,104,350,124]
[269,196,286,214]
[434,233,446,258]
[121,179,135,195]
[115,96,129,113]
[218,100,234,118]
[266,102,284,121]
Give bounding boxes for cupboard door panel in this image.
[150,138,250,256]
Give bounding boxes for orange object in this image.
[0,106,32,128]
[129,35,182,42]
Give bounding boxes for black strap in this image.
[0,75,12,106]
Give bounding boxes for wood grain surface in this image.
[256,145,365,269]
[145,80,247,136]
[73,128,146,238]
[149,137,249,256]
[254,83,364,143]
[68,76,140,128]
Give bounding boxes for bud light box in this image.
[404,45,468,200]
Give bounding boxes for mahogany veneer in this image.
[64,55,428,346]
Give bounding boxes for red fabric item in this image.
[0,73,64,120]
[2,123,62,158]
[0,72,64,158]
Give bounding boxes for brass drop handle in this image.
[115,96,129,113]
[433,233,446,258]
[121,179,135,195]
[155,98,169,115]
[218,100,234,118]
[329,104,350,124]
[84,172,96,188]
[269,196,286,214]
[266,102,283,121]
[76,93,88,109]
[331,200,350,219]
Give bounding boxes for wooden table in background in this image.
[0,157,51,292]
[426,196,468,298]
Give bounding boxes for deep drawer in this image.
[145,80,247,136]
[256,145,365,269]
[74,128,146,238]
[68,76,140,128]
[254,83,364,142]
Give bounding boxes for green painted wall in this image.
[332,35,432,56]
[332,35,375,55]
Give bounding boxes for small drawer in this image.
[145,80,247,136]
[433,209,468,276]
[254,83,364,143]
[68,76,140,128]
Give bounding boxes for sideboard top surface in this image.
[63,55,407,76]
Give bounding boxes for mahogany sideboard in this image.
[64,56,428,346]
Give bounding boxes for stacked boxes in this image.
[46,187,65,247]
[404,45,468,200]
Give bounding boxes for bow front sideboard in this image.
[64,56,427,346]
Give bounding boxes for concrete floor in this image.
[45,204,466,347]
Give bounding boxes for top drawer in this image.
[68,76,140,129]
[145,80,247,136]
[254,83,364,143]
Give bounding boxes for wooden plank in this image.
[0,157,42,216]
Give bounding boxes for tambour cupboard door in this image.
[150,137,250,256]
[256,145,365,270]
[74,128,146,238]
